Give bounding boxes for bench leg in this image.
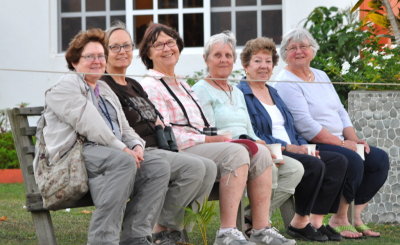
[31,211,57,245]
[280,196,295,229]
[347,201,354,225]
[237,199,246,232]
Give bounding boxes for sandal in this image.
[332,225,363,239]
[355,224,381,238]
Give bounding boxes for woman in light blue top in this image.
[193,79,258,139]
[275,27,389,239]
[193,31,302,245]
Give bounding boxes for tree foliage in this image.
[304,6,400,105]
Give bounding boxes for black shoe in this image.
[244,216,253,237]
[167,230,185,243]
[317,225,342,241]
[287,223,328,242]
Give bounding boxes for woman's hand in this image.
[123,146,144,168]
[255,140,266,145]
[155,117,164,127]
[342,140,357,152]
[205,135,231,143]
[270,153,285,166]
[285,144,308,154]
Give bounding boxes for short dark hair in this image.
[65,28,107,71]
[240,37,279,68]
[138,23,184,69]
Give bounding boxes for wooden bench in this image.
[10,106,290,244]
[7,107,94,245]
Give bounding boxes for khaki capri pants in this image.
[183,142,273,183]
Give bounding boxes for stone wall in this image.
[348,90,400,223]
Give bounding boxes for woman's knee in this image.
[248,145,272,180]
[185,157,215,182]
[303,156,325,175]
[322,151,348,173]
[365,146,390,172]
[201,158,218,181]
[283,156,304,177]
[109,149,137,174]
[219,143,250,176]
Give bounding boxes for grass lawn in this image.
[1,183,399,244]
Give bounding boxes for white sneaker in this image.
[249,227,296,245]
[213,228,256,245]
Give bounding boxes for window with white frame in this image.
[59,0,126,52]
[58,0,282,52]
[211,0,282,45]
[130,0,205,47]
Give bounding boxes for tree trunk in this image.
[382,0,400,44]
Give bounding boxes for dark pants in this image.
[283,151,348,215]
[317,144,389,205]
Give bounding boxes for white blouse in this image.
[261,102,292,144]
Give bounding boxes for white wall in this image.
[0,0,64,109]
[0,0,355,110]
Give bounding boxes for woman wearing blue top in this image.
[237,37,348,242]
[193,31,301,245]
[275,28,389,239]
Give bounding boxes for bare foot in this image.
[338,229,363,239]
[329,216,362,238]
[354,223,380,237]
[360,229,380,237]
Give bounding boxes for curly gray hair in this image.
[279,28,319,62]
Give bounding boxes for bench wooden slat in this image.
[22,126,37,136]
[23,145,35,154]
[16,107,44,116]
[26,192,94,212]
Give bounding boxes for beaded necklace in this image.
[211,79,233,105]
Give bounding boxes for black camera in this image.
[155,125,178,152]
[202,127,218,136]
[239,134,256,141]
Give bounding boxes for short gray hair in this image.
[105,21,132,47]
[280,28,319,62]
[204,31,237,62]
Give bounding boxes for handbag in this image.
[34,114,89,210]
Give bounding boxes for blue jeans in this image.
[317,144,389,205]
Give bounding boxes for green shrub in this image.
[0,132,19,169]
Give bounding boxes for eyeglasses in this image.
[109,44,134,53]
[286,45,312,53]
[152,39,177,50]
[81,54,106,62]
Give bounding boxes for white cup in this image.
[267,143,283,163]
[356,144,365,160]
[305,144,316,156]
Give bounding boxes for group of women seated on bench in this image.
[41,21,389,245]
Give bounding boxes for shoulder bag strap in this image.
[159,78,210,129]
